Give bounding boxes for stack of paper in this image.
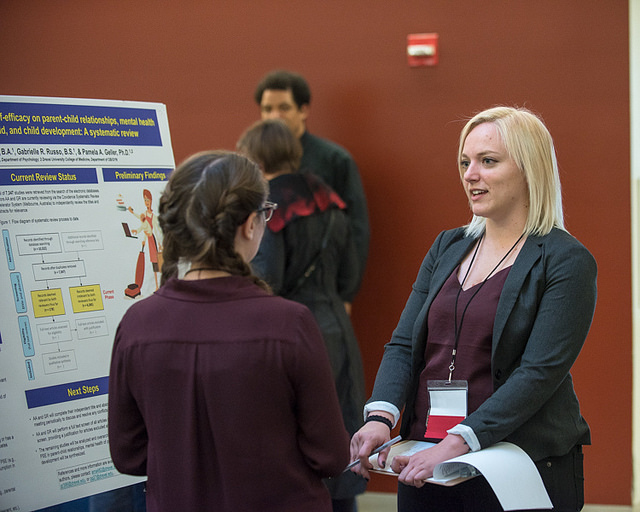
[369,440,552,511]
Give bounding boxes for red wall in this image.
[1,1,630,504]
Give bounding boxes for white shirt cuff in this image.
[363,401,401,428]
[447,423,481,452]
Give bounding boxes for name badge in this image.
[424,380,468,440]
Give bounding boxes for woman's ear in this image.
[234,211,263,263]
[239,212,259,241]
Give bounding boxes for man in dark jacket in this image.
[254,69,370,297]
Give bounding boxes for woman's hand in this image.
[349,415,393,479]
[391,434,470,488]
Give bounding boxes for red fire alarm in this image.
[407,33,438,67]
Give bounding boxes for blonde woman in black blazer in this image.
[349,107,596,512]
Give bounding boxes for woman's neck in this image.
[182,267,231,280]
[483,219,526,251]
[265,168,293,180]
[459,226,526,290]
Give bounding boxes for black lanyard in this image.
[449,232,525,382]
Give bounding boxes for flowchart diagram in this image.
[3,227,109,381]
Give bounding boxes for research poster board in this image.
[0,95,175,510]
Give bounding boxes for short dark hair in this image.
[237,119,303,175]
[254,70,311,108]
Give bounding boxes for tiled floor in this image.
[357,492,632,512]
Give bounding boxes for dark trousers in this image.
[332,497,357,512]
[397,445,584,512]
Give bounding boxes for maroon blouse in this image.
[408,266,511,440]
[108,276,350,512]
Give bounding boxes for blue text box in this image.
[0,168,98,186]
[0,102,162,146]
[25,376,109,408]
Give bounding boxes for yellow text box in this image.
[69,284,104,313]
[31,289,65,318]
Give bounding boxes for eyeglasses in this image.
[256,201,278,222]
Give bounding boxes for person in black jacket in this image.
[254,69,370,300]
[238,119,367,512]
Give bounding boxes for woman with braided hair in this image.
[108,150,350,512]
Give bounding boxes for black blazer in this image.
[369,227,597,460]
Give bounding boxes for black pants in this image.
[397,445,584,512]
[332,497,357,512]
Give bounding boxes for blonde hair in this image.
[458,106,564,237]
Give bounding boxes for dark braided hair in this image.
[158,150,270,291]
